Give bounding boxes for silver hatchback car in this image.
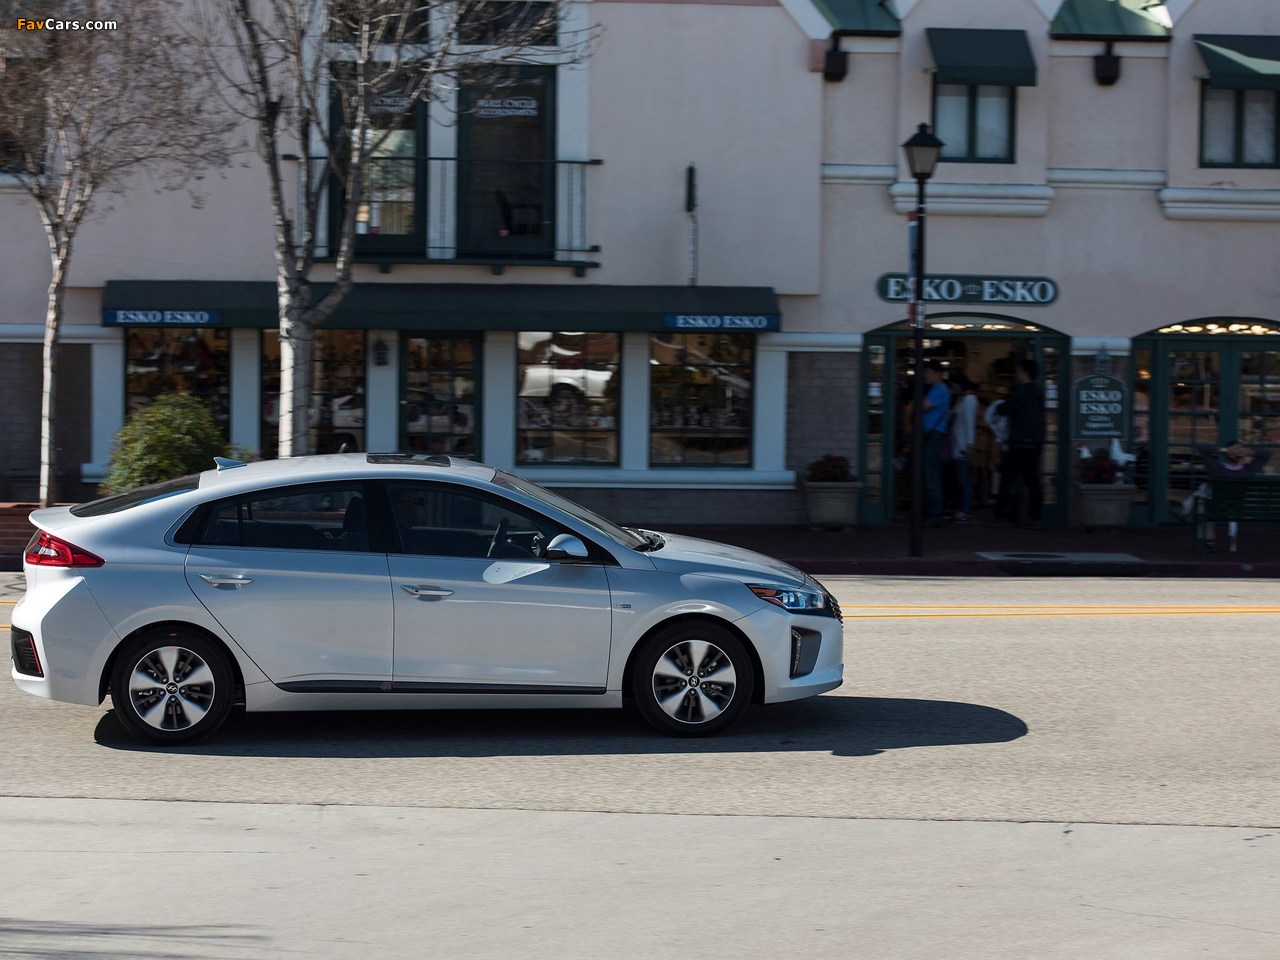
[11,454,844,744]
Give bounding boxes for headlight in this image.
[747,583,827,613]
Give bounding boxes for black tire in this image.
[109,628,235,746]
[630,621,754,737]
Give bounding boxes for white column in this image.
[84,335,125,484]
[483,331,516,469]
[365,331,399,452]
[619,332,650,470]
[752,340,789,472]
[229,328,261,457]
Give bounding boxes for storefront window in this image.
[517,332,619,464]
[650,333,752,466]
[261,330,366,457]
[403,336,479,457]
[125,328,230,433]
[1239,349,1280,466]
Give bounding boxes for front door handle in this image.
[199,574,254,588]
[400,584,454,600]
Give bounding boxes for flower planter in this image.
[802,481,863,529]
[1075,482,1135,530]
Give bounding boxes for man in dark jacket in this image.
[1189,440,1273,549]
[994,358,1046,527]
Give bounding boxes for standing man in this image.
[949,372,979,521]
[921,360,951,526]
[998,358,1047,528]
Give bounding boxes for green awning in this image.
[926,28,1038,87]
[101,281,782,332]
[1050,0,1170,41]
[1195,35,1280,91]
[811,0,900,36]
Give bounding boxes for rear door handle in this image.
[199,574,254,588]
[400,584,454,600]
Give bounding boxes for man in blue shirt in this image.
[921,360,951,524]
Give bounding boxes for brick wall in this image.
[786,351,861,479]
[0,342,96,503]
[0,503,36,568]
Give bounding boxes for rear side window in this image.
[70,475,200,517]
[187,484,372,552]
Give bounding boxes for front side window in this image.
[517,331,619,465]
[125,328,230,434]
[386,481,560,558]
[193,484,370,552]
[935,83,1014,162]
[650,333,753,466]
[262,330,366,457]
[403,335,479,457]
[1201,85,1279,167]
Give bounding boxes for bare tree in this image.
[0,0,238,506]
[199,0,589,457]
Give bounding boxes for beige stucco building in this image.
[2,0,1277,527]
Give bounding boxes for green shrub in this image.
[100,393,237,495]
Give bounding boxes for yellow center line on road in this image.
[842,604,1280,619]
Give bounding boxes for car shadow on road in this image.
[94,695,1027,758]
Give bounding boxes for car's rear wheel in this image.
[109,628,234,745]
[631,622,754,737]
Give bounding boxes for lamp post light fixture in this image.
[901,122,944,558]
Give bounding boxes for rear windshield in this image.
[70,475,201,517]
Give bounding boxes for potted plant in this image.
[1075,445,1135,530]
[801,454,863,529]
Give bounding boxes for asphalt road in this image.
[2,576,1279,958]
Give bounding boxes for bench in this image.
[1192,477,1280,552]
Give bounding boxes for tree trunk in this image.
[276,284,313,458]
[38,259,67,507]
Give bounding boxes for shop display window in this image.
[517,332,619,464]
[403,336,479,457]
[650,333,752,467]
[261,330,366,457]
[125,328,230,434]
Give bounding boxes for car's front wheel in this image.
[109,628,234,745]
[631,622,754,736]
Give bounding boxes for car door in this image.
[384,480,612,690]
[184,482,393,687]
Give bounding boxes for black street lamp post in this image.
[902,122,944,558]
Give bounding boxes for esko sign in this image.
[877,274,1058,306]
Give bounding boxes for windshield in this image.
[70,475,201,517]
[494,470,646,549]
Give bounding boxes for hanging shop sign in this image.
[1071,374,1128,440]
[877,274,1058,306]
[663,314,780,331]
[103,310,222,326]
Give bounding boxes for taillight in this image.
[24,530,105,568]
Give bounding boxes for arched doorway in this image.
[860,313,1069,525]
[1131,320,1280,523]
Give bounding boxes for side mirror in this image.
[544,533,590,562]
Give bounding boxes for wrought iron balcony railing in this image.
[314,156,602,274]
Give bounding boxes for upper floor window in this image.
[328,1,429,43]
[458,1,558,46]
[925,28,1034,165]
[1201,85,1279,168]
[934,84,1015,163]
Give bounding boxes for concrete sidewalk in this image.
[660,519,1280,579]
[1,519,1277,605]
